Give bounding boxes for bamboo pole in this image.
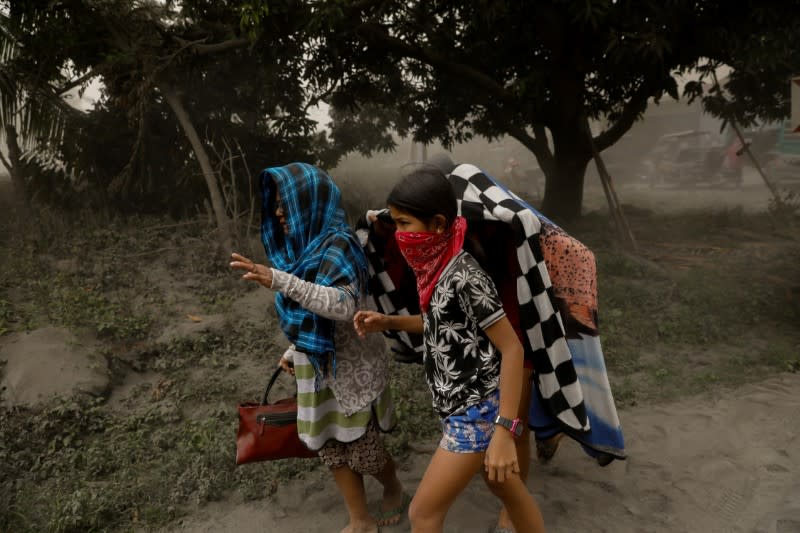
[584,117,639,251]
[710,69,784,207]
[730,118,784,203]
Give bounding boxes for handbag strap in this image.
[261,366,284,406]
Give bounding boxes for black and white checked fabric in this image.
[360,164,589,432]
[355,222,425,362]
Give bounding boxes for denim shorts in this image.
[439,389,500,453]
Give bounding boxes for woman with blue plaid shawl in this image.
[230,163,406,533]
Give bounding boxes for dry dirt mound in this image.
[0,327,109,407]
[167,373,800,533]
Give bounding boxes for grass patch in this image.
[0,317,307,532]
[1,203,798,532]
[0,298,13,336]
[50,276,153,341]
[384,361,440,457]
[0,393,319,532]
[591,210,800,406]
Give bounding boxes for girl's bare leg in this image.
[409,447,485,533]
[483,470,545,533]
[496,367,534,531]
[331,465,378,533]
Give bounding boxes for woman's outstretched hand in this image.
[230,252,273,289]
[484,429,519,484]
[353,310,389,338]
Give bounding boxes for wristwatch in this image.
[493,415,524,438]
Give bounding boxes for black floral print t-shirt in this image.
[422,251,506,417]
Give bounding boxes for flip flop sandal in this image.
[376,492,411,527]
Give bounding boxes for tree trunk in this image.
[161,86,233,252]
[540,159,589,220]
[3,125,29,207]
[539,117,592,220]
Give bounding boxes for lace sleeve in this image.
[270,269,357,320]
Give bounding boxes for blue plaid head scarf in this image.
[260,163,368,381]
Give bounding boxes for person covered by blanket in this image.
[353,167,546,533]
[435,154,620,455]
[429,153,564,533]
[229,162,407,533]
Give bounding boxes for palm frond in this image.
[0,8,77,150]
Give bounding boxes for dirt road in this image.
[170,373,800,533]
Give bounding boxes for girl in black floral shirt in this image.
[354,168,546,533]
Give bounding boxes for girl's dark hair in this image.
[386,167,458,225]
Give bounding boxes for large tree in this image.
[305,0,800,219]
[1,0,343,246]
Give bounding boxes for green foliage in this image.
[0,322,311,532]
[326,103,408,162]
[240,0,270,40]
[596,209,800,405]
[298,0,800,217]
[150,331,238,371]
[0,4,78,151]
[767,189,800,225]
[610,376,637,407]
[763,340,800,373]
[49,276,152,341]
[384,362,439,457]
[0,298,13,336]
[2,0,349,214]
[0,235,151,342]
[0,393,266,532]
[685,6,800,129]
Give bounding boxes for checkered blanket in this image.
[359,163,589,433]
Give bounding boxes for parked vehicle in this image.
[638,130,735,187]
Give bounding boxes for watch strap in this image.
[494,415,523,438]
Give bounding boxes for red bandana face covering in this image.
[395,216,467,312]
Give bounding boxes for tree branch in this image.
[593,82,653,152]
[173,36,250,56]
[55,69,98,96]
[304,80,340,115]
[502,120,555,177]
[504,123,543,160]
[356,23,514,105]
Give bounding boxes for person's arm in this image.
[230,251,356,321]
[353,310,423,338]
[483,317,525,484]
[270,269,355,321]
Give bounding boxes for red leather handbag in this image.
[236,367,317,464]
